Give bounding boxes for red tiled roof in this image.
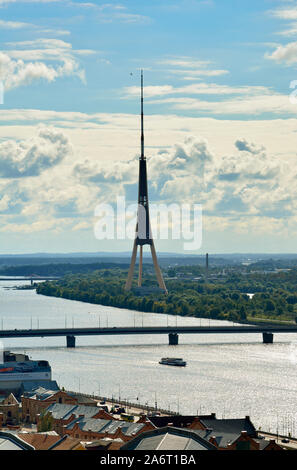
[17,433,61,450]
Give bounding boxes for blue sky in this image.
[0,0,295,114]
[0,0,297,254]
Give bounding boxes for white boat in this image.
[0,351,52,392]
[159,357,187,367]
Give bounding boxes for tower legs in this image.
[138,245,143,287]
[150,242,168,294]
[125,240,138,291]
[125,241,167,294]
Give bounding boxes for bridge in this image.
[0,324,297,347]
[0,277,61,284]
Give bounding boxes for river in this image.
[1,279,297,435]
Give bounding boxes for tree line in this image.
[36,267,297,325]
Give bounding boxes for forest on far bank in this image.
[36,267,297,325]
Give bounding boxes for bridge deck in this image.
[0,277,60,281]
[0,325,296,338]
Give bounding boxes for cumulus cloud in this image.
[0,126,98,234]
[73,135,294,226]
[0,52,58,89]
[0,115,296,239]
[266,41,297,64]
[267,4,297,58]
[0,127,72,178]
[0,38,91,90]
[235,138,265,155]
[0,194,10,211]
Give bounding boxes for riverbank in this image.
[35,285,297,328]
[35,268,297,326]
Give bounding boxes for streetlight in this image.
[124,396,135,413]
[170,399,180,415]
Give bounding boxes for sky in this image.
[0,0,297,254]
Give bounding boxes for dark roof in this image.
[66,417,145,437]
[121,426,217,451]
[66,392,97,404]
[189,417,257,448]
[21,381,60,399]
[148,414,216,428]
[148,415,257,450]
[200,417,257,438]
[66,417,110,433]
[256,438,283,450]
[45,403,77,420]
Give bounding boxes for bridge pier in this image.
[169,333,178,345]
[262,332,273,344]
[66,335,76,348]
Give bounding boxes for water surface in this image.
[0,279,296,435]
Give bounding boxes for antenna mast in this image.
[141,69,144,159]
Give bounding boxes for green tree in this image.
[37,411,54,432]
[265,300,275,312]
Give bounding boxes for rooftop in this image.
[121,426,217,451]
[45,403,108,421]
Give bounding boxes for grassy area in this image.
[246,316,295,326]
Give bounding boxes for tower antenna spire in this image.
[141,69,144,159]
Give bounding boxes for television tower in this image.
[125,71,167,294]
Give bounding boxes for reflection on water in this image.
[1,279,297,434]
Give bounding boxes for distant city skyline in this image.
[0,0,297,253]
